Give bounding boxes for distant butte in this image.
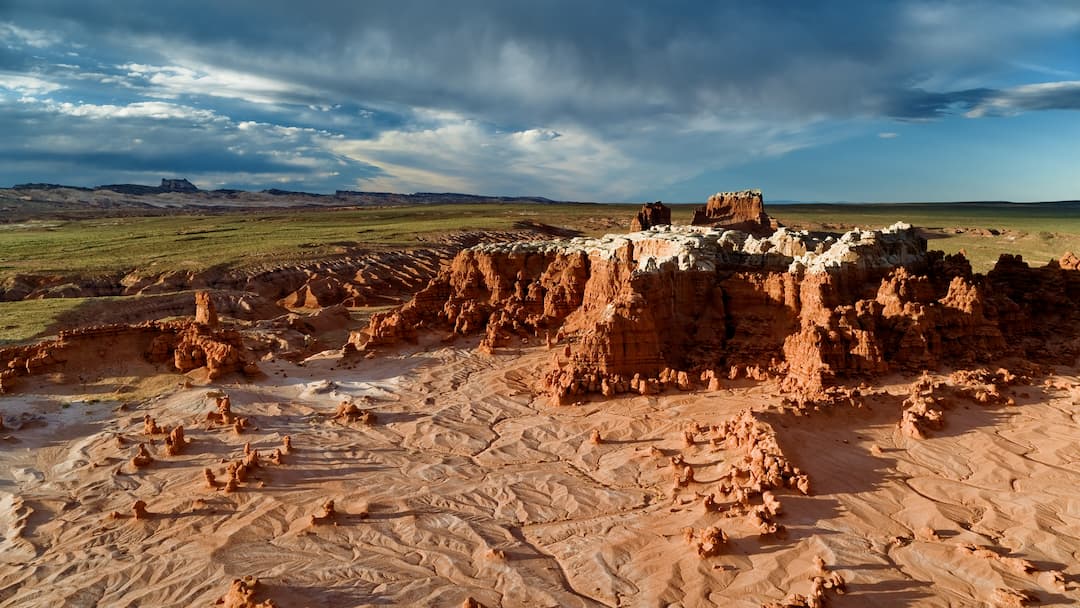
[691,189,780,236]
[630,201,672,231]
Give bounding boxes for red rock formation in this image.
[130,443,154,468]
[164,425,187,456]
[359,221,1080,402]
[195,291,219,327]
[691,189,777,235]
[131,500,150,520]
[334,401,376,424]
[310,499,337,526]
[215,576,276,608]
[630,201,671,232]
[899,374,945,439]
[143,415,164,435]
[208,396,234,425]
[695,526,728,558]
[204,467,218,488]
[0,317,259,392]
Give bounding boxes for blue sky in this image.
[1,1,1079,202]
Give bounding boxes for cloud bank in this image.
[2,1,1079,199]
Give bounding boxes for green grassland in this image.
[0,204,638,278]
[0,297,107,344]
[2,201,1078,346]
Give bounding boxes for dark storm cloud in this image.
[6,0,1055,124]
[2,1,1079,197]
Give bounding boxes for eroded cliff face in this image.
[0,318,259,392]
[357,223,1080,404]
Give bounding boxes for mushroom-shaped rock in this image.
[132,500,150,520]
[310,499,337,526]
[131,443,154,468]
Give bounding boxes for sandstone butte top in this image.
[474,221,925,276]
[691,189,779,235]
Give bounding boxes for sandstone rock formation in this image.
[131,500,150,520]
[695,526,728,558]
[195,291,219,327]
[630,201,671,232]
[357,218,1080,403]
[763,569,846,608]
[164,425,187,456]
[143,415,164,436]
[0,314,259,391]
[334,401,375,424]
[691,189,778,235]
[130,443,154,468]
[215,576,276,608]
[310,499,337,526]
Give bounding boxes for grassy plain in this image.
[2,201,1078,345]
[0,204,637,278]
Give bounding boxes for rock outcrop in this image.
[215,576,276,608]
[691,189,778,235]
[194,291,219,327]
[630,201,671,232]
[357,220,1080,403]
[0,318,258,390]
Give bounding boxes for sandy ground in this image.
[2,341,1080,607]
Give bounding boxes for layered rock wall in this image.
[0,319,257,392]
[358,223,1080,403]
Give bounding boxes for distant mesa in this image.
[630,201,671,232]
[91,178,200,196]
[159,178,198,192]
[691,189,779,236]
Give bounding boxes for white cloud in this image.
[328,115,639,198]
[42,99,223,122]
[0,73,62,95]
[965,80,1080,117]
[878,131,899,139]
[118,62,306,105]
[0,22,61,48]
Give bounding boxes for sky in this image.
[1,1,1080,202]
